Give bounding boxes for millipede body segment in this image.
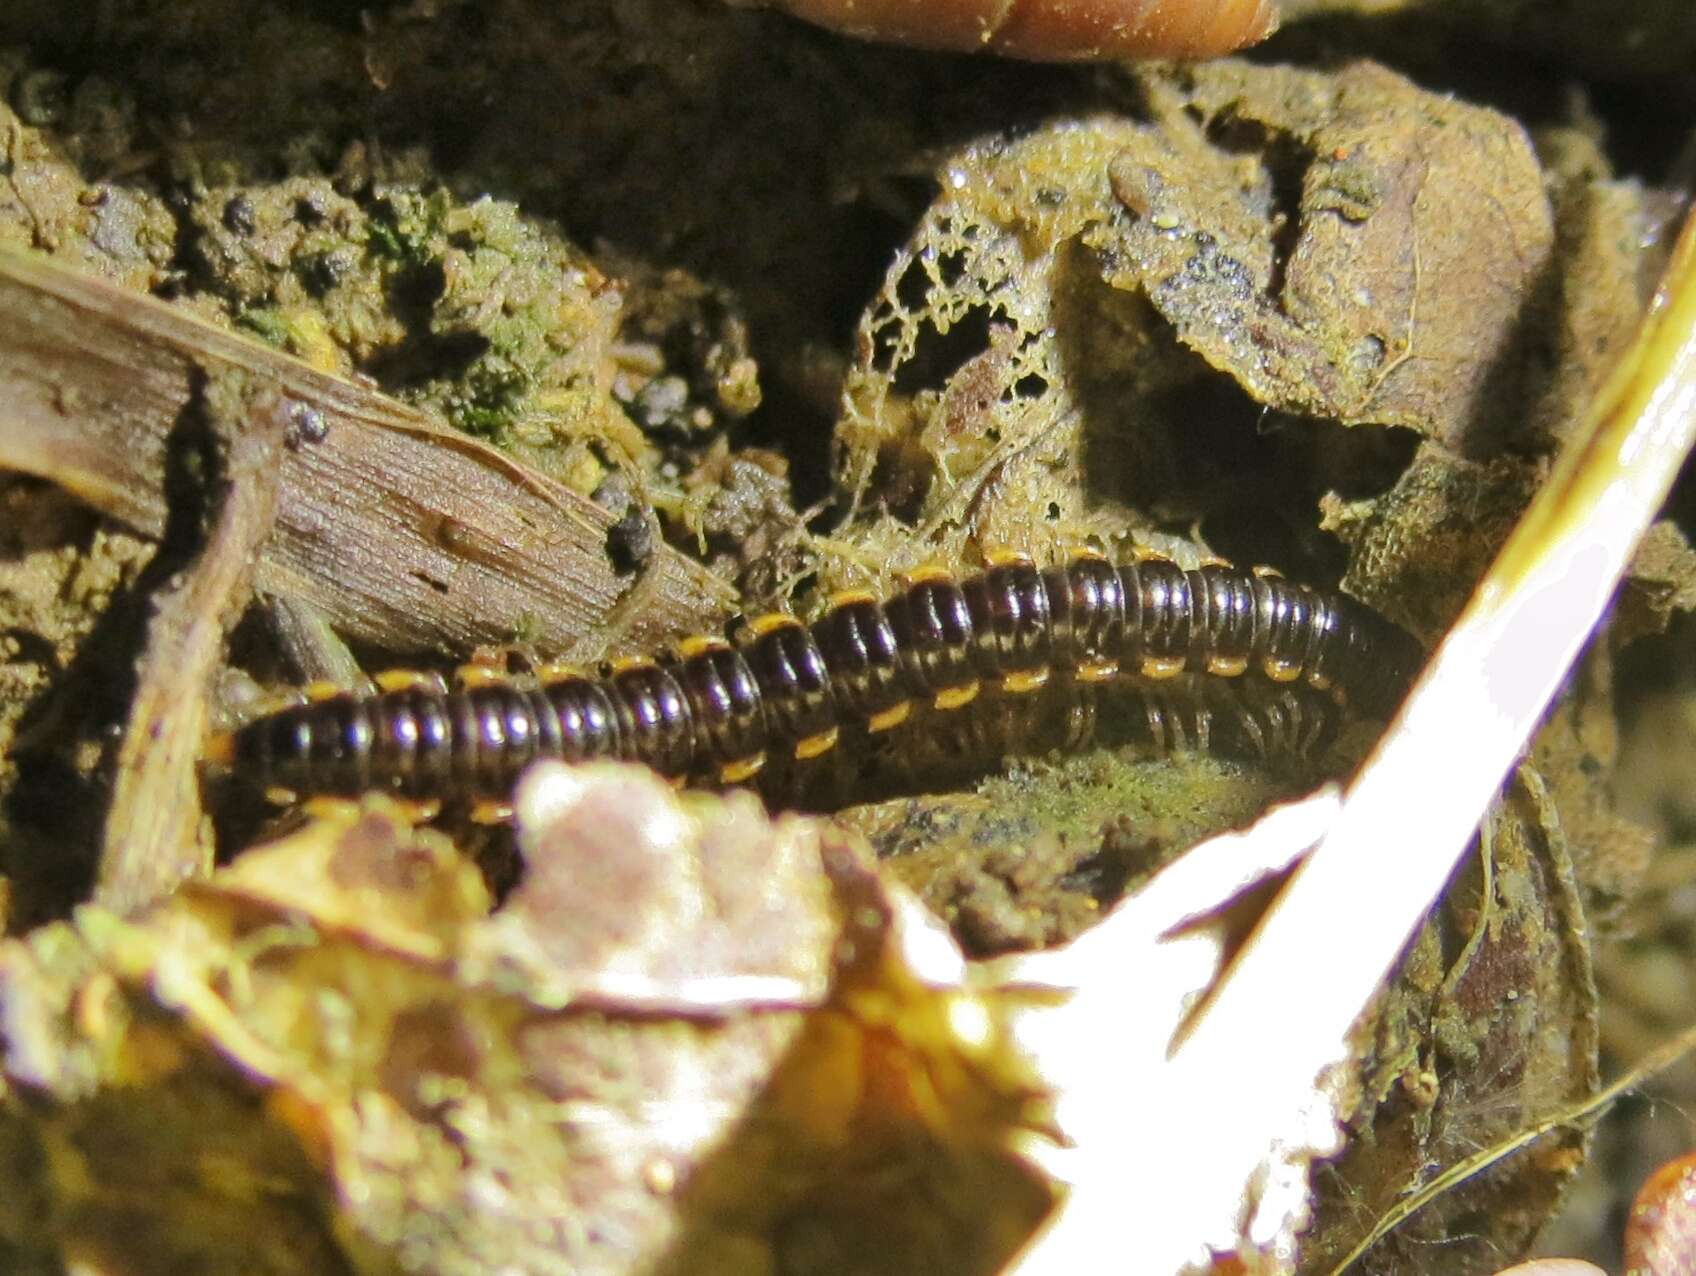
[222,552,1423,802]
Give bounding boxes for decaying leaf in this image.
[0,766,1060,1275]
[1098,62,1554,455]
[1304,769,1599,1273]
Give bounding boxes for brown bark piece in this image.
[0,249,735,660]
[95,377,288,914]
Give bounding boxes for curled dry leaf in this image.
[732,0,1278,60]
[0,765,1059,1275]
[831,58,1595,578]
[1094,61,1555,455]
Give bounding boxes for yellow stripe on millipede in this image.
[677,634,727,658]
[1000,668,1050,694]
[747,612,800,637]
[867,701,911,732]
[933,682,980,711]
[375,669,446,694]
[898,563,955,586]
[455,663,510,689]
[535,660,587,685]
[794,727,839,760]
[719,753,766,784]
[827,589,880,609]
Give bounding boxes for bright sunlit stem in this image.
[1170,207,1696,1254]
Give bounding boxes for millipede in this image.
[212,550,1423,806]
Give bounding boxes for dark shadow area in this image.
[1,382,221,925]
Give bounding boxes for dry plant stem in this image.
[97,378,288,914]
[1326,1020,1696,1274]
[263,594,374,692]
[751,0,1278,58]
[1183,211,1696,1252]
[1003,789,1347,1273]
[1005,207,1696,1274]
[0,249,735,658]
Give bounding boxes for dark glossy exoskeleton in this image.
[219,549,1423,802]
